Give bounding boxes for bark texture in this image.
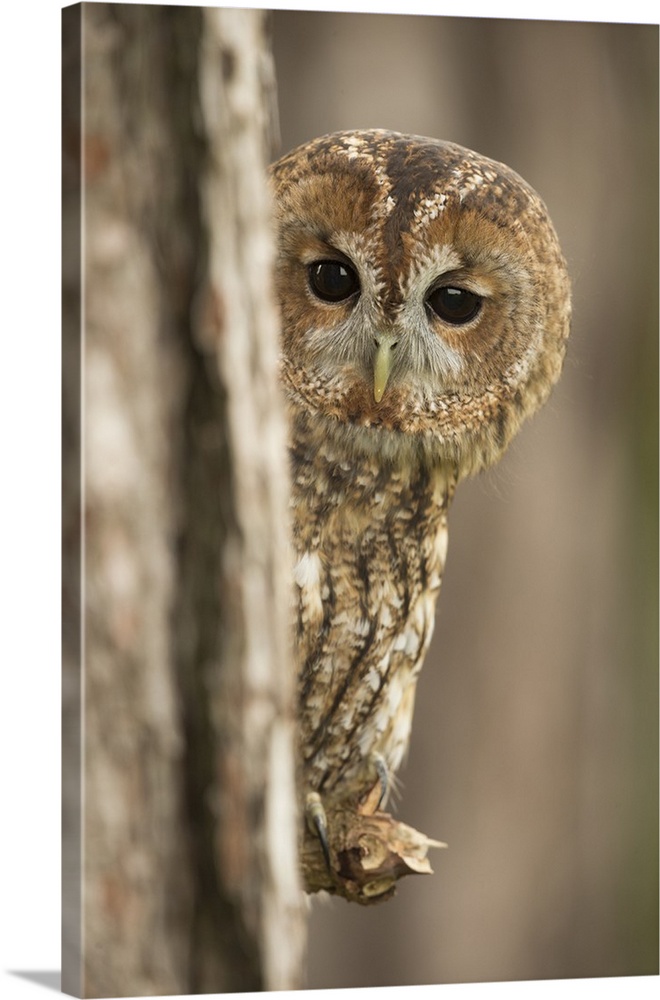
[62,5,304,996]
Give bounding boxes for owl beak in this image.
[373,336,397,403]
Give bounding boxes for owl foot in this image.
[372,752,389,810]
[305,791,331,869]
[357,752,394,815]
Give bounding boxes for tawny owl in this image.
[269,130,571,902]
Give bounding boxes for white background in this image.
[0,1,656,998]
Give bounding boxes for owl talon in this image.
[306,791,331,869]
[372,753,389,809]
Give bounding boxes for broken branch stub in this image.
[301,802,446,905]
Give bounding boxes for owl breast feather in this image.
[291,416,454,805]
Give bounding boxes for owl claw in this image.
[305,791,331,869]
[372,753,389,809]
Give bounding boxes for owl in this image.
[269,130,571,902]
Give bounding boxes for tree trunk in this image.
[62,4,305,996]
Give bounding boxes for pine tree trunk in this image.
[62,5,305,995]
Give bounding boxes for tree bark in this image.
[62,4,304,996]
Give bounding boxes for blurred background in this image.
[271,11,658,989]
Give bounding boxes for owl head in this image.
[270,130,571,477]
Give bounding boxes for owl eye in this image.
[426,286,482,325]
[308,260,360,303]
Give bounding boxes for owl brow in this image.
[398,244,463,296]
[425,269,493,298]
[303,242,355,267]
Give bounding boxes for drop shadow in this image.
[10,971,61,993]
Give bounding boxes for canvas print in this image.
[62,3,658,996]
